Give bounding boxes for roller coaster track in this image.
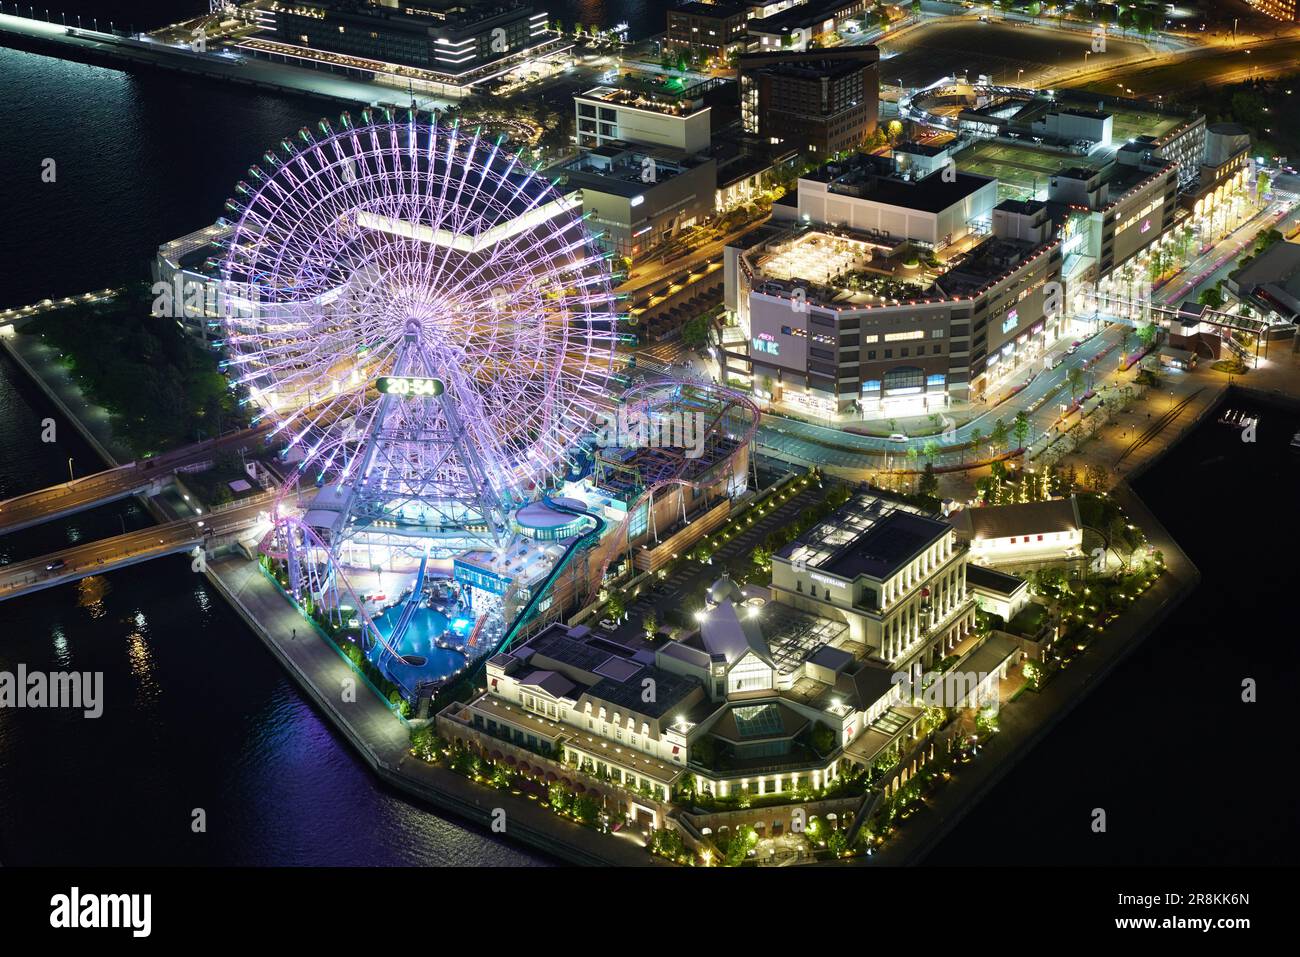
[378,547,430,668]
[466,610,487,649]
[498,494,605,654]
[420,494,608,712]
[589,378,761,597]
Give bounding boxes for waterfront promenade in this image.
[0,332,130,465]
[869,478,1201,865]
[207,556,662,866]
[0,12,454,109]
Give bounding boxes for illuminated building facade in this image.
[665,2,750,61]
[1243,0,1298,22]
[737,47,880,157]
[263,0,549,76]
[724,154,1063,415]
[439,492,994,810]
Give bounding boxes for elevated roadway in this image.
[0,495,271,603]
[0,425,270,536]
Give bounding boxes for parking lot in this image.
[879,18,1149,89]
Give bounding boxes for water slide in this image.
[426,495,605,712]
[497,495,605,652]
[380,546,430,662]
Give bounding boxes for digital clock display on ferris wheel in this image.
[375,375,445,397]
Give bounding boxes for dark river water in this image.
[0,38,545,866]
[930,391,1298,865]
[2,2,1292,867]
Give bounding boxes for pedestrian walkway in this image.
[1,334,132,465]
[867,499,1198,865]
[210,556,410,763]
[1050,368,1227,484]
[208,555,665,865]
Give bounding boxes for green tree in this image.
[918,462,939,499]
[651,827,687,860]
[1256,172,1271,204]
[1067,366,1084,402]
[605,590,627,620]
[1013,410,1030,450]
[828,828,849,856]
[725,827,755,866]
[573,795,600,825]
[991,418,1010,452]
[548,783,573,814]
[680,313,713,349]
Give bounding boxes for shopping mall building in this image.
[724,153,1063,416]
[723,135,1182,417]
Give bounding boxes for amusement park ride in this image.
[213,109,756,702]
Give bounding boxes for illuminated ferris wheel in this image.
[218,109,619,552]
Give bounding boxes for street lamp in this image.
[67,457,74,483]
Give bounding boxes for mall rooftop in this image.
[577,73,710,117]
[560,143,705,198]
[805,151,995,213]
[779,491,947,581]
[502,622,703,720]
[934,235,1051,298]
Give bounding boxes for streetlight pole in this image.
[67,457,74,483]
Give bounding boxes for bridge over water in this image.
[0,425,270,536]
[0,496,270,603]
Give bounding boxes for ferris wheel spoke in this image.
[222,115,618,543]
